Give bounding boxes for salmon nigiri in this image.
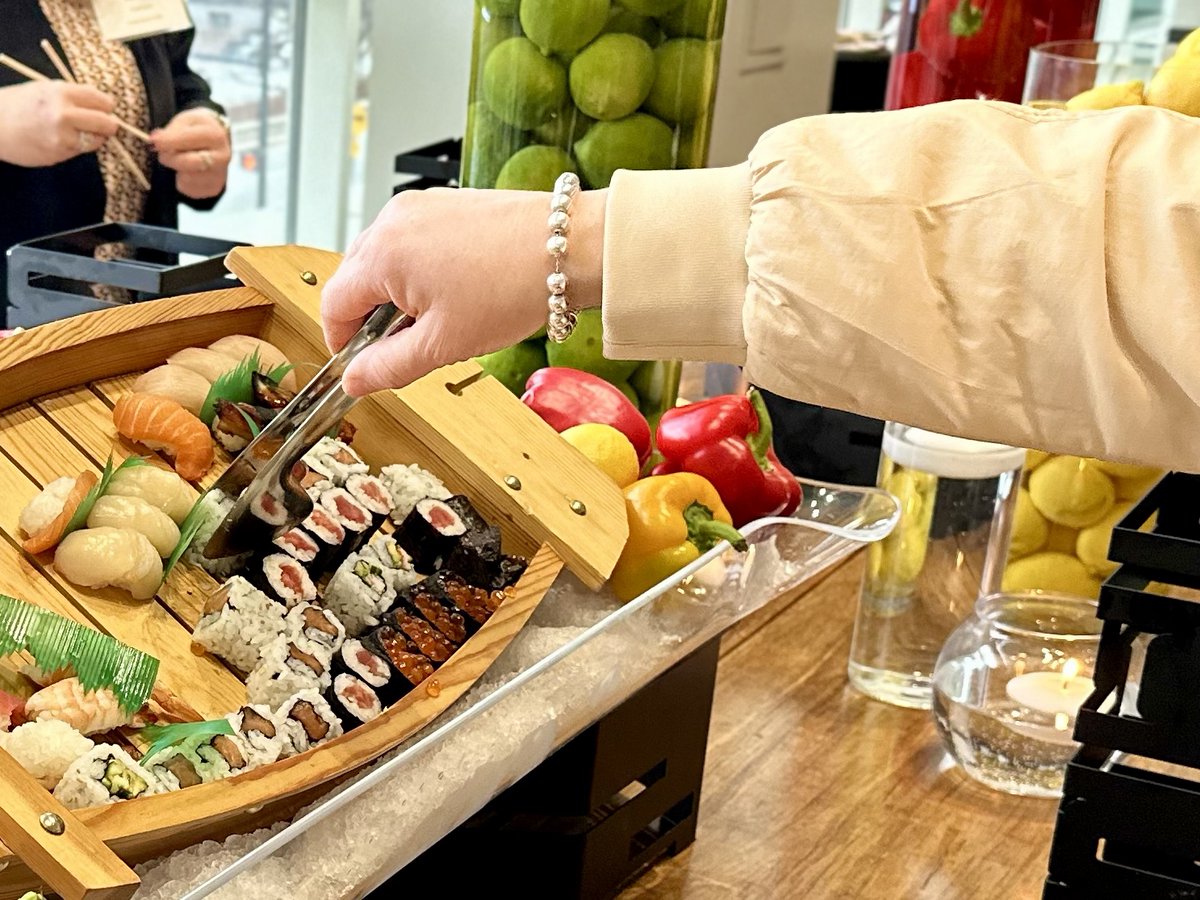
[19,471,99,554]
[112,393,215,482]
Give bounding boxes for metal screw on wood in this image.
[570,500,587,516]
[504,475,522,491]
[300,271,318,285]
[39,812,64,835]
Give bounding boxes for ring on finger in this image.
[199,149,214,172]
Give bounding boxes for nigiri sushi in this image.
[55,527,163,600]
[19,471,98,554]
[208,334,296,390]
[133,364,212,418]
[0,720,94,788]
[24,677,135,735]
[0,689,25,731]
[86,495,181,557]
[113,393,214,482]
[106,465,194,524]
[166,347,242,384]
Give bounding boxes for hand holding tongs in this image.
[203,304,413,560]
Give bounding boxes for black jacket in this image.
[0,2,223,310]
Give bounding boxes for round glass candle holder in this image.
[932,592,1101,798]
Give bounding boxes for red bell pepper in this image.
[522,367,652,464]
[652,387,801,527]
[916,0,1033,89]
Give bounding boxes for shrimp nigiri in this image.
[112,393,214,482]
[19,471,99,554]
[24,677,134,735]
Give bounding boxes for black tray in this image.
[6,222,246,328]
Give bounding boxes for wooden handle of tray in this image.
[0,749,139,900]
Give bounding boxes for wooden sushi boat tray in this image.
[0,246,628,900]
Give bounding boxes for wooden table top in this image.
[621,555,1059,900]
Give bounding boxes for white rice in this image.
[246,635,332,708]
[324,553,397,638]
[53,744,168,810]
[18,476,74,536]
[0,720,94,790]
[226,704,287,768]
[193,576,286,673]
[182,490,245,579]
[379,463,450,524]
[362,536,423,592]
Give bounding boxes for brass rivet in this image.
[570,500,587,516]
[300,271,318,286]
[504,475,522,491]
[39,812,64,835]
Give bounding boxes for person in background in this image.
[321,101,1200,472]
[0,3,231,319]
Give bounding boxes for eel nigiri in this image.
[87,495,181,557]
[106,465,194,524]
[25,677,134,735]
[208,334,297,390]
[19,472,99,554]
[54,527,163,600]
[132,364,213,418]
[166,347,242,384]
[113,393,214,482]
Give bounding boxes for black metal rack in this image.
[1045,472,1200,898]
[6,222,246,329]
[393,139,462,194]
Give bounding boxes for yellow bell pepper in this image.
[610,472,748,602]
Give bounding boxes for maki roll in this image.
[246,552,318,608]
[345,473,393,532]
[273,526,320,565]
[324,553,397,637]
[276,689,343,756]
[380,463,450,523]
[400,581,470,644]
[380,609,458,664]
[493,554,528,591]
[326,674,383,730]
[301,506,347,572]
[442,522,502,589]
[394,497,467,574]
[362,535,422,592]
[305,437,368,486]
[365,626,436,696]
[192,576,286,673]
[246,636,332,709]
[182,490,245,580]
[227,704,286,768]
[286,602,346,652]
[319,487,374,554]
[445,495,488,532]
[54,744,168,809]
[331,638,401,705]
[432,571,506,629]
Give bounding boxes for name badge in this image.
[91,0,192,42]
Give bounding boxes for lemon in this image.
[462,101,528,188]
[1002,552,1100,598]
[520,0,611,54]
[1045,524,1080,555]
[659,0,725,38]
[570,34,656,120]
[600,6,662,45]
[1145,56,1200,117]
[646,38,719,125]
[546,307,640,381]
[868,469,936,587]
[1065,80,1144,111]
[622,0,684,13]
[1177,27,1200,56]
[1028,455,1115,529]
[1088,459,1159,480]
[1076,502,1132,578]
[574,113,674,188]
[1009,487,1048,558]
[533,106,595,146]
[496,145,577,190]
[1025,449,1051,472]
[483,37,568,129]
[561,423,640,487]
[1114,469,1162,501]
[475,340,547,395]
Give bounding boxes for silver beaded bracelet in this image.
[546,172,581,343]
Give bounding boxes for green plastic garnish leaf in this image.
[199,351,262,426]
[63,455,148,536]
[267,362,294,384]
[139,719,233,764]
[233,405,262,438]
[161,492,215,583]
[0,594,158,712]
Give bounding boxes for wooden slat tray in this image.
[0,246,627,899]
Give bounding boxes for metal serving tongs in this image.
[203,304,414,560]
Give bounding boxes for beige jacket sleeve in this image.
[602,100,1200,470]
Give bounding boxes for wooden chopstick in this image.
[38,41,151,191]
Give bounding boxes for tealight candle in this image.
[1006,659,1094,717]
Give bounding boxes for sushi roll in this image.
[380,463,451,524]
[193,576,286,673]
[442,522,502,589]
[331,639,402,705]
[399,581,470,644]
[380,609,458,664]
[106,464,194,524]
[112,393,215,482]
[301,506,347,572]
[246,552,318,608]
[285,603,346,652]
[273,526,320,565]
[86,495,181,558]
[0,720,94,790]
[182,490,245,579]
[345,473,393,532]
[276,689,343,756]
[432,572,506,629]
[325,674,382,730]
[299,465,334,502]
[364,626,435,697]
[145,733,238,787]
[246,636,332,709]
[323,553,396,638]
[202,731,256,777]
[305,437,368,486]
[54,744,168,809]
[362,535,422,592]
[394,497,467,574]
[493,554,528,591]
[319,488,374,554]
[54,527,163,601]
[227,704,287,768]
